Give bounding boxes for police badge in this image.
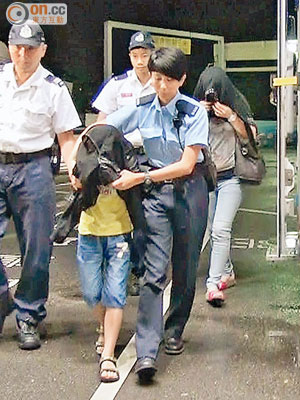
[19,25,33,39]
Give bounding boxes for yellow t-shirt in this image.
[78,185,133,236]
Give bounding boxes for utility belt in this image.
[141,163,205,197]
[0,148,51,164]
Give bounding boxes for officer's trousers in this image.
[136,172,208,360]
[0,156,55,323]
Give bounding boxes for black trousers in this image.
[136,172,208,360]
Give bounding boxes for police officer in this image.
[0,21,81,350]
[93,31,155,147]
[105,47,209,381]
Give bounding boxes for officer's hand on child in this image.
[112,169,141,190]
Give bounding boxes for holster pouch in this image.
[50,135,61,175]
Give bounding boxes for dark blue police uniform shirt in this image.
[106,91,208,168]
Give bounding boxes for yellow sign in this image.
[152,35,191,55]
[273,76,298,86]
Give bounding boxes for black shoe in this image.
[165,337,184,355]
[16,319,41,350]
[135,357,157,382]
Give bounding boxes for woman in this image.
[105,47,209,381]
[194,66,256,307]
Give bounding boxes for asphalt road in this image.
[1,150,300,400]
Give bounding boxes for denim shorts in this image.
[76,233,131,308]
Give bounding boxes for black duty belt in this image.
[0,148,51,164]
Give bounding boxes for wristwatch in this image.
[144,171,152,186]
[228,112,237,123]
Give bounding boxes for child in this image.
[73,125,142,383]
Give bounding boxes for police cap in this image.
[128,31,155,51]
[8,20,45,47]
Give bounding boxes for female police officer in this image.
[105,47,209,381]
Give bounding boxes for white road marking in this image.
[238,207,277,216]
[8,279,19,288]
[56,200,69,209]
[249,239,255,249]
[56,183,71,187]
[232,238,252,249]
[1,255,21,268]
[56,190,70,195]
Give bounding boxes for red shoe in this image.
[206,289,225,308]
[218,272,236,291]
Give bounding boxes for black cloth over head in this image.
[51,125,146,249]
[74,124,139,210]
[193,65,253,124]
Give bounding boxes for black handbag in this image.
[234,124,266,184]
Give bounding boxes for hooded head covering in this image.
[193,65,254,123]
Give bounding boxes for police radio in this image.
[173,100,187,150]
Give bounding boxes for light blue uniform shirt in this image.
[106,91,208,168]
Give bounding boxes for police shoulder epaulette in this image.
[114,72,128,81]
[136,93,156,107]
[45,74,65,87]
[176,99,199,116]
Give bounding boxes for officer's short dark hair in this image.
[148,47,187,81]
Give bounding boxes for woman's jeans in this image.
[206,176,242,289]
